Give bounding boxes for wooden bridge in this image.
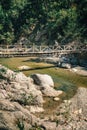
[0,43,87,57]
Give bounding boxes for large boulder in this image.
[31,73,63,97]
[0,65,44,107]
[0,100,38,130]
[55,87,87,130]
[31,73,54,88]
[0,65,64,130]
[70,87,87,118]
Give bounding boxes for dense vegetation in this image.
[0,0,87,45]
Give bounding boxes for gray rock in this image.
[0,65,87,130]
[0,65,44,106]
[71,66,87,76]
[70,87,87,118]
[31,73,63,97]
[31,73,54,87]
[55,87,87,130]
[59,62,71,69]
[42,85,63,97]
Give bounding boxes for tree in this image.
[0,0,87,45]
[75,0,87,42]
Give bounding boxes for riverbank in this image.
[70,66,87,76]
[0,63,87,130]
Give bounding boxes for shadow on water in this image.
[19,65,55,71]
[22,58,41,63]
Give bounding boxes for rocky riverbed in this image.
[0,64,87,130]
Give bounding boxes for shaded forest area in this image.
[0,0,87,45]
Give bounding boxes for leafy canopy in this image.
[0,0,87,45]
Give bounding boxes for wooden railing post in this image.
[40,46,42,52]
[32,43,34,52]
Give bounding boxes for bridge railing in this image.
[0,44,87,55]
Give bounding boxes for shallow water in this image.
[0,57,86,99]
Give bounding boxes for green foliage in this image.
[16,117,42,130]
[16,117,24,130]
[29,123,42,130]
[0,67,7,74]
[0,0,87,44]
[75,0,87,41]
[21,93,36,106]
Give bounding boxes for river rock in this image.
[31,73,63,97]
[0,65,44,107]
[31,73,54,87]
[59,63,71,69]
[42,85,63,97]
[54,97,60,101]
[71,66,87,76]
[70,87,87,118]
